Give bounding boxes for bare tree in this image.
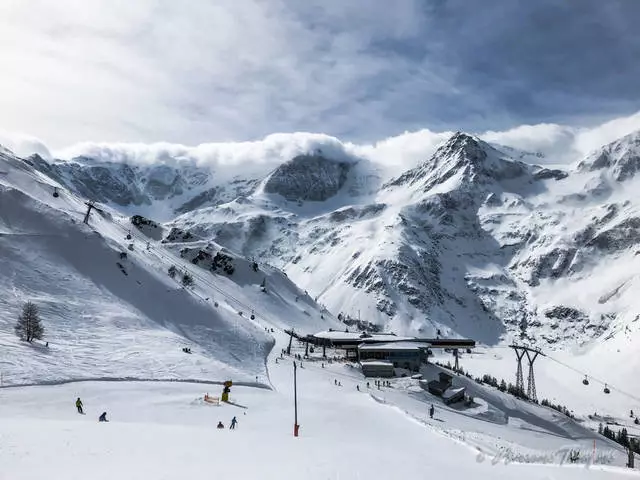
[15,301,45,342]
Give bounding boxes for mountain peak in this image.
[433,131,499,166]
[578,130,640,181]
[386,131,527,190]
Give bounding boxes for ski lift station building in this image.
[358,341,430,372]
[306,330,475,353]
[300,330,476,376]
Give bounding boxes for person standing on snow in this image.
[99,412,108,422]
[230,416,238,430]
[429,404,435,419]
[76,397,84,414]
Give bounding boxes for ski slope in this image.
[0,150,340,386]
[1,334,638,479]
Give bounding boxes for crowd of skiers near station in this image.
[75,397,239,430]
[277,347,440,420]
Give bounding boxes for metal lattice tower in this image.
[525,349,540,401]
[512,347,526,396]
[510,345,543,400]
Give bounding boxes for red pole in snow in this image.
[293,360,299,437]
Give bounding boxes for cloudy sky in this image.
[1,0,640,162]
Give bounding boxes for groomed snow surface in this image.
[1,335,638,480]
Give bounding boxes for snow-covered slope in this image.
[0,148,340,387]
[1,334,636,479]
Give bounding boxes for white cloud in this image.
[57,132,357,171]
[351,129,453,169]
[0,130,52,159]
[479,124,579,162]
[573,112,640,155]
[0,0,432,149]
[2,1,638,150]
[3,112,640,176]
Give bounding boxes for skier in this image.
[334,379,337,386]
[366,382,370,389]
[230,416,238,430]
[217,421,224,429]
[429,404,435,419]
[98,412,108,422]
[76,397,84,414]
[356,385,360,392]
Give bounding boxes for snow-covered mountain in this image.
[0,147,340,386]
[25,153,263,221]
[22,132,640,355]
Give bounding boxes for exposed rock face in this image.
[26,154,258,220]
[263,154,352,202]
